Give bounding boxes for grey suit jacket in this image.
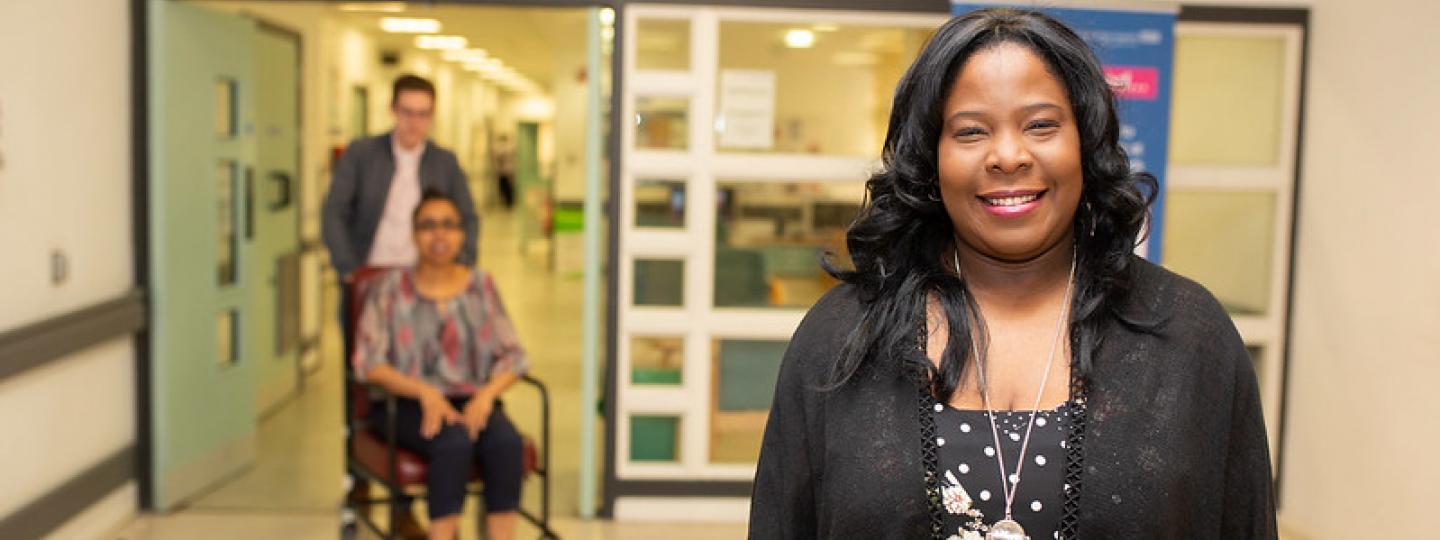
[322,132,479,277]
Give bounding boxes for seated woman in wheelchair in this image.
[353,190,526,540]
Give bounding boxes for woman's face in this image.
[937,42,1083,263]
[412,199,464,265]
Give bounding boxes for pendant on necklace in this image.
[985,519,1027,540]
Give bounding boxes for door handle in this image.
[267,171,293,210]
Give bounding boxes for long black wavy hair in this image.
[824,8,1158,401]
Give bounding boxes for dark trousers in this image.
[367,397,525,519]
[340,280,355,365]
[498,174,515,209]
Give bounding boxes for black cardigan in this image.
[749,258,1277,539]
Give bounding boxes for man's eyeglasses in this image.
[415,219,461,232]
[395,106,433,120]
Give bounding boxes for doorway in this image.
[144,1,612,537]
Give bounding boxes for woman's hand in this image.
[462,392,496,440]
[418,388,462,439]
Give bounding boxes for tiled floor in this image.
[112,210,747,539]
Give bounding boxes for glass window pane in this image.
[215,78,237,139]
[1162,189,1276,315]
[714,181,861,308]
[1171,34,1287,166]
[635,96,689,151]
[711,338,787,464]
[631,336,684,385]
[350,86,369,139]
[217,160,238,287]
[630,415,680,462]
[217,309,238,368]
[636,18,690,71]
[635,180,686,228]
[633,258,684,307]
[717,22,935,156]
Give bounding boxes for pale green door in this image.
[250,24,303,416]
[148,0,258,509]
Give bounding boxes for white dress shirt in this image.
[366,140,423,266]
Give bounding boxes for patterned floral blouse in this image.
[352,268,527,396]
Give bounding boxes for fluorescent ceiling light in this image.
[464,57,503,73]
[380,17,439,34]
[784,29,816,49]
[599,8,616,26]
[340,2,406,13]
[415,35,468,50]
[464,59,502,73]
[442,48,488,62]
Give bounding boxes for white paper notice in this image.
[718,70,775,150]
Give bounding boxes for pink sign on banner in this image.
[1104,65,1160,100]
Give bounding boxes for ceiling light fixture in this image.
[464,59,502,72]
[340,2,406,13]
[784,29,816,49]
[380,17,440,34]
[415,35,468,50]
[442,48,489,62]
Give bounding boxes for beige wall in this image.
[1116,1,1440,536]
[0,0,138,536]
[1056,1,1440,536]
[0,0,134,329]
[1279,0,1440,537]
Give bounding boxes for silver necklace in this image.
[952,248,1075,540]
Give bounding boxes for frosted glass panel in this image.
[1162,189,1276,315]
[1171,35,1286,166]
[636,18,690,71]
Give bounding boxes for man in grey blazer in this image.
[324,74,477,539]
[323,74,478,283]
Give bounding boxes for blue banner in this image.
[951,3,1176,261]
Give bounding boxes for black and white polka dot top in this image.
[931,400,1077,539]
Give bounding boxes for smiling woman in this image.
[749,8,1277,540]
[938,42,1084,263]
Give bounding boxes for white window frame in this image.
[1167,22,1304,464]
[617,4,948,482]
